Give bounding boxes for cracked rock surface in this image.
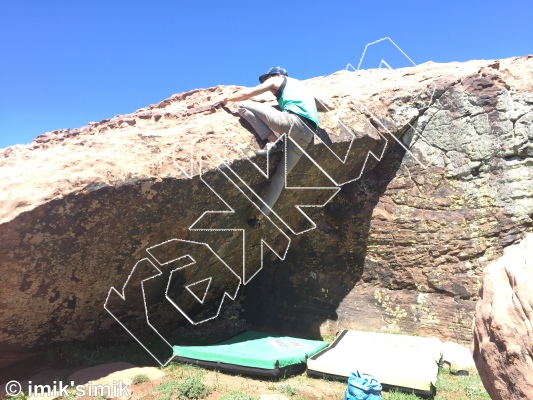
[0,56,532,368]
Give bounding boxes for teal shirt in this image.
[276,77,318,131]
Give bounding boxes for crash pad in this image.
[172,330,328,378]
[307,330,442,398]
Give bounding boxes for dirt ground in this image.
[125,364,348,400]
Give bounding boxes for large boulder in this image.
[1,56,532,368]
[243,56,533,343]
[473,233,533,399]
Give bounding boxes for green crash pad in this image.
[172,330,328,378]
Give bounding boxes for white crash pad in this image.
[441,341,476,373]
[307,330,442,397]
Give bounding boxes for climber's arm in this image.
[222,80,277,105]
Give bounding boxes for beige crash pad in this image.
[441,341,476,373]
[307,330,442,397]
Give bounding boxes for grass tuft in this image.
[219,389,259,400]
[132,373,150,385]
[385,389,420,399]
[155,380,179,400]
[176,372,210,399]
[278,382,298,397]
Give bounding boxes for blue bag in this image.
[344,370,383,400]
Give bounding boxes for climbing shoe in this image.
[247,216,261,229]
[256,139,284,156]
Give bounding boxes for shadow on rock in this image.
[242,139,407,339]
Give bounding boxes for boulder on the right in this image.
[473,233,533,400]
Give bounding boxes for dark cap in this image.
[259,66,288,83]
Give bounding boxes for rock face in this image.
[473,233,533,400]
[0,56,532,368]
[243,56,533,343]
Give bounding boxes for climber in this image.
[221,66,319,228]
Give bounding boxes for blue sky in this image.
[1,0,531,149]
